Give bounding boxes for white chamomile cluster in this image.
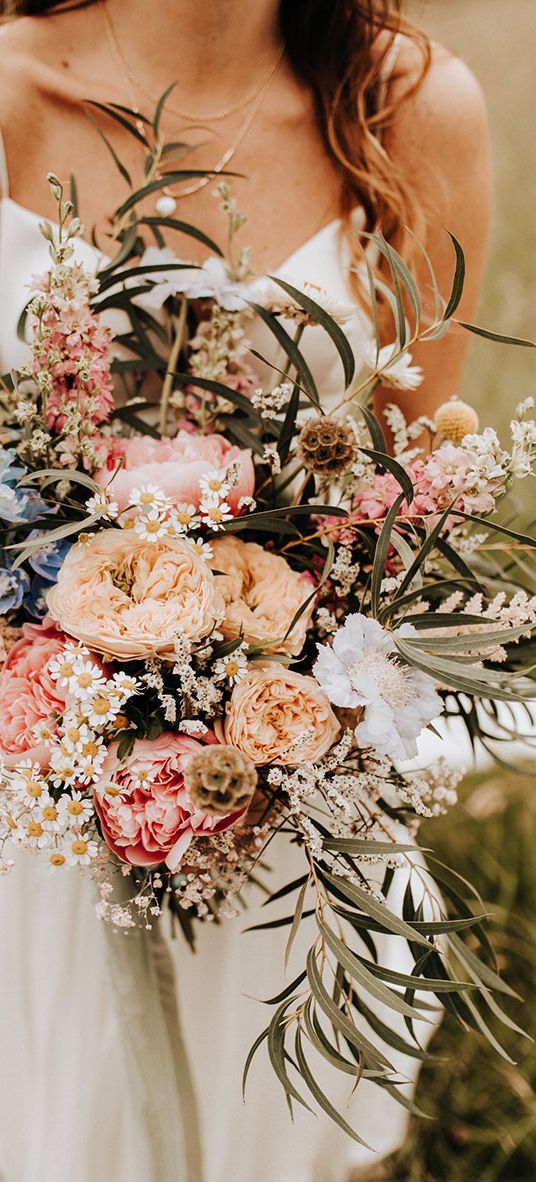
[86,461,246,549]
[0,644,141,872]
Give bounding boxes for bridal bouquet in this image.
[1,105,535,1138]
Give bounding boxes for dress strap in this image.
[0,126,9,197]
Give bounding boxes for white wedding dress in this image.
[0,122,531,1182]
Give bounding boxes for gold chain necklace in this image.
[99,0,284,206]
[100,0,284,124]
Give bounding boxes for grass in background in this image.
[386,770,536,1182]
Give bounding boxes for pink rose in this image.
[96,430,254,514]
[0,620,68,767]
[93,731,242,870]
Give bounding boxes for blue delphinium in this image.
[0,565,30,614]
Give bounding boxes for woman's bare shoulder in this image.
[387,34,489,162]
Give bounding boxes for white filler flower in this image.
[313,613,442,761]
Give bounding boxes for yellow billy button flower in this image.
[434,396,479,444]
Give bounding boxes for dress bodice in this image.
[0,192,373,411]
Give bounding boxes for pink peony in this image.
[0,619,68,767]
[95,430,255,514]
[93,731,242,870]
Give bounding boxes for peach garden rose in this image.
[96,429,255,514]
[46,530,224,661]
[224,663,340,766]
[210,536,314,656]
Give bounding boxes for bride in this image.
[0,2,492,1180]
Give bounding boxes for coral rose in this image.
[210,536,314,656]
[96,429,254,514]
[224,663,340,766]
[46,531,224,661]
[0,620,68,767]
[93,731,242,870]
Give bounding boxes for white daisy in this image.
[71,663,108,703]
[364,342,423,391]
[23,816,52,850]
[134,512,169,542]
[63,834,99,866]
[200,496,233,531]
[128,766,156,790]
[198,470,231,499]
[85,490,119,520]
[165,503,199,536]
[57,791,94,828]
[109,672,141,702]
[184,536,213,560]
[37,794,65,834]
[313,613,442,762]
[213,646,248,685]
[84,690,122,729]
[130,484,172,511]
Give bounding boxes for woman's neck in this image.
[103,0,283,101]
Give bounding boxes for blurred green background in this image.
[411,0,536,434]
[383,5,536,1180]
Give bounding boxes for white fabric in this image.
[0,191,528,1182]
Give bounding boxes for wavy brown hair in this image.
[2,0,431,273]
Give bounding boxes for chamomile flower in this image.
[200,496,233,531]
[37,794,65,834]
[199,470,231,499]
[11,762,46,802]
[69,662,107,700]
[49,751,80,788]
[57,791,94,828]
[128,766,157,790]
[184,536,214,560]
[213,646,248,685]
[130,484,171,512]
[24,816,52,850]
[109,672,141,701]
[134,512,169,541]
[84,690,122,729]
[63,834,99,866]
[32,719,57,746]
[85,490,119,520]
[166,503,199,535]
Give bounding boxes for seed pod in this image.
[297,416,358,476]
[184,744,257,816]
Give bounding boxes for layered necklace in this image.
[98,0,285,211]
